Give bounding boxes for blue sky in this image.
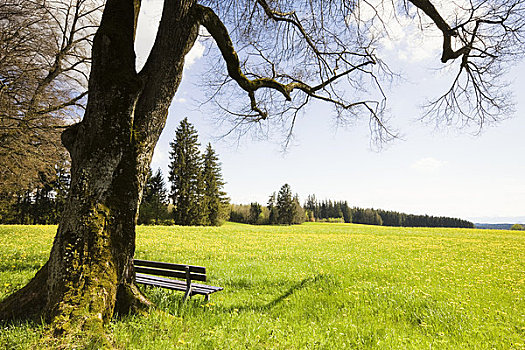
[136,1,524,224]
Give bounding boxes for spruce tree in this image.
[249,202,262,224]
[150,169,168,224]
[202,143,227,226]
[138,168,154,224]
[276,184,294,225]
[341,201,352,223]
[292,194,306,224]
[33,177,54,224]
[139,168,169,225]
[168,118,204,226]
[267,192,278,224]
[304,194,317,221]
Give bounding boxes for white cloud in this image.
[151,145,168,170]
[411,157,446,173]
[376,14,441,62]
[184,40,205,68]
[362,0,473,63]
[353,0,440,62]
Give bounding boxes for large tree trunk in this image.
[0,0,199,340]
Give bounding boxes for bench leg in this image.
[204,294,210,302]
[183,287,192,302]
[183,266,192,302]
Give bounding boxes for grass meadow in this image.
[0,222,524,349]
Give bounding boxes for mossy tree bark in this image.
[0,0,199,337]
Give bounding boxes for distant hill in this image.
[475,223,513,230]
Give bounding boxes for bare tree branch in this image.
[407,0,524,129]
[195,3,393,144]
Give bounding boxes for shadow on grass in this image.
[246,273,328,312]
[141,273,331,316]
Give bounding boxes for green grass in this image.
[1,222,524,349]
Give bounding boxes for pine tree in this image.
[292,194,306,224]
[341,201,352,223]
[304,194,317,221]
[139,168,169,225]
[168,118,204,226]
[138,169,154,224]
[267,192,278,224]
[149,168,168,224]
[202,143,228,226]
[249,202,262,224]
[276,184,294,225]
[32,175,54,224]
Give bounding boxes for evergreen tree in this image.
[32,175,54,224]
[248,202,263,224]
[364,209,383,226]
[304,194,317,221]
[292,194,306,224]
[340,201,352,223]
[202,143,228,226]
[139,168,169,225]
[352,207,364,224]
[9,164,71,225]
[168,118,204,226]
[268,192,278,224]
[320,201,328,220]
[276,184,294,225]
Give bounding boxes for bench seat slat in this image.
[136,273,223,293]
[134,259,206,274]
[138,280,217,296]
[135,266,207,282]
[136,275,187,291]
[136,274,223,295]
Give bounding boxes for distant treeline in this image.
[1,174,474,229]
[231,194,474,228]
[230,184,306,225]
[0,167,69,225]
[304,195,474,228]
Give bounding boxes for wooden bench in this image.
[133,259,223,301]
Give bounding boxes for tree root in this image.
[34,283,150,349]
[115,282,152,316]
[0,263,49,322]
[1,267,151,349]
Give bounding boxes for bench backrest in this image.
[133,259,207,282]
